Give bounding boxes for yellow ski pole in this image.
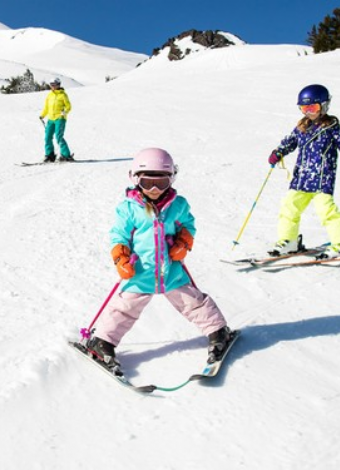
[232,166,275,250]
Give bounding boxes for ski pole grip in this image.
[80,328,92,339]
[129,253,139,265]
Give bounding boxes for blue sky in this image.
[1,0,339,54]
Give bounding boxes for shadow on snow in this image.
[118,315,340,385]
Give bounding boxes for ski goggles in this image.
[138,175,171,191]
[299,103,321,114]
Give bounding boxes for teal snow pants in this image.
[44,118,71,157]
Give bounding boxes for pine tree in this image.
[0,69,50,94]
[307,8,340,53]
[306,25,317,47]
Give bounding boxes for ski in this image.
[261,256,340,271]
[18,158,131,167]
[68,330,240,394]
[19,160,77,167]
[18,161,51,167]
[68,341,156,394]
[220,244,329,268]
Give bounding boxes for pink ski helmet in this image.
[130,148,178,184]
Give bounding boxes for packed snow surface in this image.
[0,31,340,470]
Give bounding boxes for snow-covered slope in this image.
[0,25,147,86]
[0,39,340,470]
[147,28,311,66]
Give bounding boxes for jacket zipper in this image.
[149,194,177,294]
[153,218,166,293]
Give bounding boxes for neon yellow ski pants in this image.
[278,190,340,245]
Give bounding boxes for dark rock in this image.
[151,29,240,61]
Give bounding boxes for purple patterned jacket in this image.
[277,116,340,195]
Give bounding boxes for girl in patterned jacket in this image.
[268,84,340,259]
[87,148,231,369]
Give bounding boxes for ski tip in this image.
[189,373,206,381]
[68,340,82,346]
[135,385,157,394]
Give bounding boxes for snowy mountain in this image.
[0,21,11,30]
[0,25,147,86]
[1,29,340,470]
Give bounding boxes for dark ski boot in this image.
[43,152,56,163]
[207,327,232,364]
[86,337,122,374]
[59,154,75,162]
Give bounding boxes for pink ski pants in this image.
[94,284,227,346]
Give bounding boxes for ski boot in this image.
[207,326,232,364]
[59,153,75,162]
[316,244,340,260]
[43,152,56,163]
[86,337,122,375]
[268,234,305,256]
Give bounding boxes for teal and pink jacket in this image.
[109,187,196,294]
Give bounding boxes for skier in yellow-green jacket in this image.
[40,77,73,163]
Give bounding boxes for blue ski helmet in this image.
[297,84,331,114]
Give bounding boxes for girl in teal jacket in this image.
[109,186,195,294]
[87,148,231,368]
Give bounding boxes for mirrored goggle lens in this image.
[138,176,171,191]
[300,103,321,114]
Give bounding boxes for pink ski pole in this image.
[182,262,197,289]
[79,253,139,341]
[79,280,122,341]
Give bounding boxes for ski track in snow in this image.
[1,43,340,470]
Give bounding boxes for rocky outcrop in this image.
[152,29,240,61]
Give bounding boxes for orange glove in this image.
[111,244,136,279]
[169,228,194,261]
